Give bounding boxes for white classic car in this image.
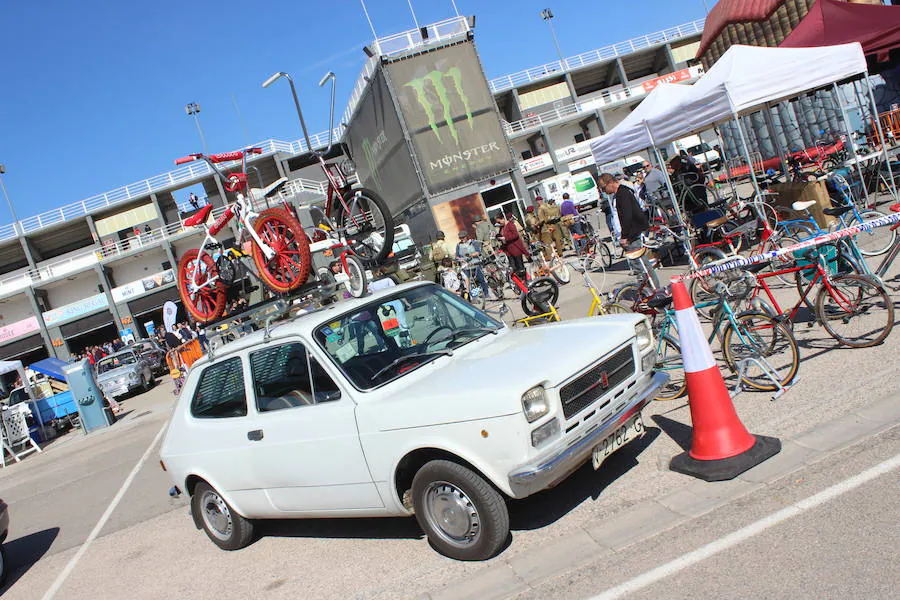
[160,282,665,561]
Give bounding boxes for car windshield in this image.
[97,352,137,373]
[136,342,156,353]
[315,285,501,390]
[687,143,711,155]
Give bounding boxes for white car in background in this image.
[160,282,665,561]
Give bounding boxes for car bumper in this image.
[507,371,667,498]
[0,500,9,542]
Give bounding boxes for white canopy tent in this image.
[592,43,869,166]
[0,360,30,395]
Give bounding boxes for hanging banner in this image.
[163,301,178,332]
[0,316,40,344]
[43,294,109,327]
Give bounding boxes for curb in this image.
[418,394,900,600]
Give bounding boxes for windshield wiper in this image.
[443,327,499,345]
[371,350,453,382]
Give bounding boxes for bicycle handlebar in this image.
[174,154,202,165]
[174,148,262,166]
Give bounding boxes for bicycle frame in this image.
[751,257,856,323]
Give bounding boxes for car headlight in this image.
[522,386,549,423]
[635,319,653,352]
[531,418,560,447]
[128,372,141,382]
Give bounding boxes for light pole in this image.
[540,8,565,68]
[0,164,21,235]
[184,102,209,154]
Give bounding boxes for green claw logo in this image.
[404,66,473,145]
[360,130,387,193]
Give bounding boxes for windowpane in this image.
[250,342,340,412]
[190,358,246,419]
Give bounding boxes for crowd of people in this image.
[71,339,129,365]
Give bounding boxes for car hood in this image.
[361,315,641,431]
[95,366,138,383]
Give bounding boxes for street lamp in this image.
[0,164,21,235]
[184,102,209,154]
[540,8,565,68]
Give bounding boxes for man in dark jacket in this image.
[495,213,529,281]
[598,173,659,290]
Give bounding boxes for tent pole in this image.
[762,102,791,180]
[864,72,898,201]
[732,114,768,224]
[832,82,871,206]
[714,125,739,202]
[642,121,694,266]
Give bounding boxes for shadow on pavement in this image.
[651,414,693,452]
[2,527,60,592]
[508,426,661,531]
[259,516,422,542]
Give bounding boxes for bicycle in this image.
[174,147,311,323]
[567,256,629,317]
[865,203,900,291]
[483,253,560,316]
[571,215,614,269]
[263,70,394,263]
[439,258,488,310]
[529,241,570,284]
[651,273,800,400]
[747,245,895,348]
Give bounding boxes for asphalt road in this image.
[0,215,898,599]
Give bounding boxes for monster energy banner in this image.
[386,40,514,195]
[343,67,423,215]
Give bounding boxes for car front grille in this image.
[560,346,635,420]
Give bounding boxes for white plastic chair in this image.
[1,404,42,467]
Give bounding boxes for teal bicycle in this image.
[650,272,801,401]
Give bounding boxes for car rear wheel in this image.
[0,544,7,587]
[411,460,509,561]
[192,482,254,551]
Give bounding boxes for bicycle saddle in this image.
[743,262,769,274]
[646,294,674,309]
[184,204,213,227]
[624,247,647,260]
[791,200,817,212]
[889,203,900,213]
[823,205,853,217]
[704,215,729,229]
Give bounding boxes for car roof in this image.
[191,280,436,368]
[99,348,139,360]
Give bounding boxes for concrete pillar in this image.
[25,287,60,360]
[510,169,531,206]
[662,44,677,72]
[18,237,38,271]
[540,127,561,172]
[212,175,230,208]
[509,89,524,122]
[615,58,630,87]
[150,193,168,225]
[45,324,70,361]
[564,73,578,102]
[85,214,101,245]
[595,110,608,135]
[93,265,126,333]
[274,156,288,180]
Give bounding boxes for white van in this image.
[530,172,601,210]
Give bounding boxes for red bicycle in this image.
[174,148,311,323]
[263,70,394,263]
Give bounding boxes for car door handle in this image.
[247,429,264,441]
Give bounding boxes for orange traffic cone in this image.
[668,279,780,481]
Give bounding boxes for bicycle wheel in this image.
[595,242,613,269]
[761,233,800,287]
[689,247,730,320]
[613,283,641,307]
[549,255,570,284]
[335,188,394,263]
[601,302,631,315]
[344,253,368,298]
[521,276,559,316]
[793,244,860,312]
[653,334,687,401]
[722,312,800,392]
[177,249,226,324]
[848,210,896,257]
[816,274,894,348]
[252,208,312,294]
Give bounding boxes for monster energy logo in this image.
[361,130,387,192]
[404,66,473,145]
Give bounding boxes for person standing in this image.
[559,192,583,254]
[537,197,564,257]
[455,230,489,299]
[598,173,659,289]
[189,192,200,210]
[495,212,529,282]
[473,215,494,257]
[524,206,540,245]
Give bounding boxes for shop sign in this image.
[641,66,703,92]
[519,153,554,175]
[554,140,594,163]
[568,154,596,171]
[0,316,40,344]
[111,269,175,304]
[43,294,109,327]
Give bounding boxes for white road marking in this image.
[589,452,900,600]
[41,422,169,600]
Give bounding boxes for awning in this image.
[781,0,900,64]
[28,357,70,382]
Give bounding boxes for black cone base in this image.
[670,435,781,482]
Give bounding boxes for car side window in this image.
[190,358,247,419]
[250,342,342,413]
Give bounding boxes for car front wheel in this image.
[411,460,509,561]
[191,482,254,551]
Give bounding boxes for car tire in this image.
[0,544,7,587]
[192,482,254,551]
[411,460,509,561]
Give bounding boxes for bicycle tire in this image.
[722,312,800,392]
[613,283,641,307]
[762,234,800,287]
[335,187,394,263]
[600,302,631,315]
[596,242,613,269]
[521,276,559,316]
[815,274,894,348]
[653,334,687,401]
[344,253,368,298]
[549,255,570,284]
[252,208,312,294]
[849,210,896,257]
[793,243,860,312]
[177,249,227,324]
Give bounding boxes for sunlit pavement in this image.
[1,230,898,600]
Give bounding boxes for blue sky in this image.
[0,0,712,222]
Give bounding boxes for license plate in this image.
[592,413,644,470]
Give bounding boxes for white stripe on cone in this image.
[674,306,716,373]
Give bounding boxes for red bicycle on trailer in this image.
[174,147,312,323]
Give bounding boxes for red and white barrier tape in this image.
[673,211,900,283]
